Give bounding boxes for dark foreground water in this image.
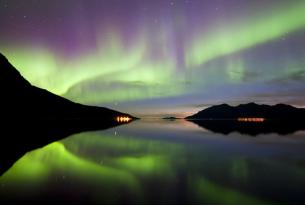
[1,119,305,205]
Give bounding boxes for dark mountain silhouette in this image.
[186,103,305,120]
[0,52,135,175]
[186,103,305,136]
[0,52,135,120]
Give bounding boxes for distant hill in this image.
[186,103,305,120]
[162,117,179,120]
[0,52,135,121]
[186,103,305,135]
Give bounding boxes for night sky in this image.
[0,0,305,117]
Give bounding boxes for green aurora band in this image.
[186,2,305,68]
[1,1,305,113]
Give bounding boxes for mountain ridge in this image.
[0,52,135,121]
[186,102,305,120]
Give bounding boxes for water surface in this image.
[1,119,305,205]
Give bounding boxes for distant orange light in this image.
[237,118,265,122]
[116,116,131,123]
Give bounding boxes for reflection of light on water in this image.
[237,118,265,122]
[2,121,305,205]
[116,116,131,123]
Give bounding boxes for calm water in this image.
[1,119,305,205]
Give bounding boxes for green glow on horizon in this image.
[1,28,185,104]
[1,2,304,107]
[0,2,304,109]
[186,2,305,67]
[1,32,146,96]
[63,62,185,104]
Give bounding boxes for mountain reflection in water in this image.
[1,119,305,205]
[188,119,305,136]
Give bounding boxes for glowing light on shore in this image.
[237,118,265,122]
[116,116,131,123]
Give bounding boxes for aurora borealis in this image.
[1,0,305,117]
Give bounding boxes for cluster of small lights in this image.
[237,118,265,122]
[116,116,131,123]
